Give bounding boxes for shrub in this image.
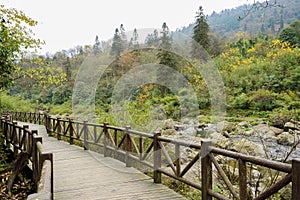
[232,93,251,109]
[0,92,34,112]
[250,89,280,111]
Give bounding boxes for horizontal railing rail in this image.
[5,111,300,200]
[0,114,53,200]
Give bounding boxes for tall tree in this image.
[110,28,124,58]
[129,28,139,50]
[93,35,101,54]
[157,22,178,69]
[145,29,159,47]
[191,6,210,59]
[156,22,179,96]
[0,5,42,89]
[120,24,128,50]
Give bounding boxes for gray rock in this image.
[237,121,251,128]
[284,122,299,130]
[270,126,284,136]
[277,132,295,146]
[163,119,176,129]
[229,138,264,157]
[216,121,236,133]
[209,131,230,149]
[253,124,271,134]
[204,124,217,135]
[183,127,196,135]
[161,129,177,136]
[174,124,185,131]
[244,129,255,136]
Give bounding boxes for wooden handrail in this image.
[0,115,53,200]
[4,111,300,200]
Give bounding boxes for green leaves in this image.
[0,5,43,89]
[192,6,210,58]
[279,20,300,47]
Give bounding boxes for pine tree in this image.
[93,35,101,54]
[129,28,139,50]
[191,6,210,59]
[156,22,179,96]
[120,24,127,50]
[145,29,159,47]
[157,22,177,68]
[110,28,124,58]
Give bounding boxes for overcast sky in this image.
[3,0,249,54]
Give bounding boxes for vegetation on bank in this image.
[2,32,299,125]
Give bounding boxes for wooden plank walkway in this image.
[18,122,186,200]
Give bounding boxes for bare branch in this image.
[239,0,284,21]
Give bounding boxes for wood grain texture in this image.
[19,122,186,200]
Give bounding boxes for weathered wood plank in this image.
[19,122,187,200]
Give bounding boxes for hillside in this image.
[180,0,300,39]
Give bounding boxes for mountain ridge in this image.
[179,0,300,39]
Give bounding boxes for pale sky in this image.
[2,0,248,54]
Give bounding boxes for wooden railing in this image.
[0,115,53,200]
[6,111,300,200]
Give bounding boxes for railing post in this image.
[201,140,212,200]
[29,112,33,123]
[12,122,18,158]
[57,118,61,140]
[23,125,29,153]
[0,117,4,132]
[32,136,43,189]
[83,121,89,150]
[292,159,300,200]
[49,117,53,137]
[69,118,74,145]
[125,126,132,167]
[4,117,9,147]
[31,130,38,155]
[103,122,109,157]
[139,135,143,160]
[239,158,247,200]
[153,131,161,183]
[175,143,181,177]
[34,112,37,124]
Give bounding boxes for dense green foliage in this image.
[0,92,34,112]
[279,20,300,47]
[0,5,42,89]
[215,36,300,118]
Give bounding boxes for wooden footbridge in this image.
[2,112,300,200]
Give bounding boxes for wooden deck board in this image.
[18,122,187,200]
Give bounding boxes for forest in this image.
[0,0,300,129]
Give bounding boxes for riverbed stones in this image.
[237,121,251,129]
[277,132,296,146]
[209,131,231,149]
[284,121,299,131]
[216,121,236,133]
[229,138,264,156]
[252,123,283,139]
[163,119,176,129]
[161,129,177,136]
